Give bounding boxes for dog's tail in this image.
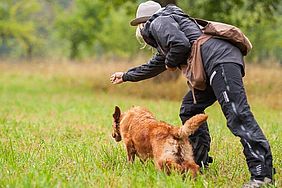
[177,114,208,138]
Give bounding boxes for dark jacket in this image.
[123,5,244,82]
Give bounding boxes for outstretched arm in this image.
[110,53,166,84]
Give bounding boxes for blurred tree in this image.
[0,0,41,59]
[56,0,103,59]
[97,2,139,57]
[0,0,281,62]
[179,0,279,27]
[55,0,139,59]
[178,0,282,62]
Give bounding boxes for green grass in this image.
[0,63,281,188]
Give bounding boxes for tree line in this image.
[0,0,281,62]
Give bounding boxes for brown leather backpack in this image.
[194,18,252,56]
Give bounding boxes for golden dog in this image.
[112,106,208,176]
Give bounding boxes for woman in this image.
[110,1,274,187]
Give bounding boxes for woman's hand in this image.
[110,72,124,84]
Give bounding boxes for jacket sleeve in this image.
[122,53,166,82]
[150,16,191,68]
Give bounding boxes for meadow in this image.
[0,60,281,187]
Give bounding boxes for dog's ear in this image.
[113,106,121,121]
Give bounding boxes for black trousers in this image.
[179,63,273,180]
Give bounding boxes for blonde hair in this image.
[135,23,147,49]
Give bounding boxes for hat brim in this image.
[130,16,151,26]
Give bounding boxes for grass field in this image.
[0,61,281,187]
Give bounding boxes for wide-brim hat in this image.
[130,1,162,26]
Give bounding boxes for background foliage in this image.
[0,0,281,62]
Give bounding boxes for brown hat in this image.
[130,1,162,26]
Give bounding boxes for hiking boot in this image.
[242,177,274,188]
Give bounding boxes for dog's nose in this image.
[115,135,122,142]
